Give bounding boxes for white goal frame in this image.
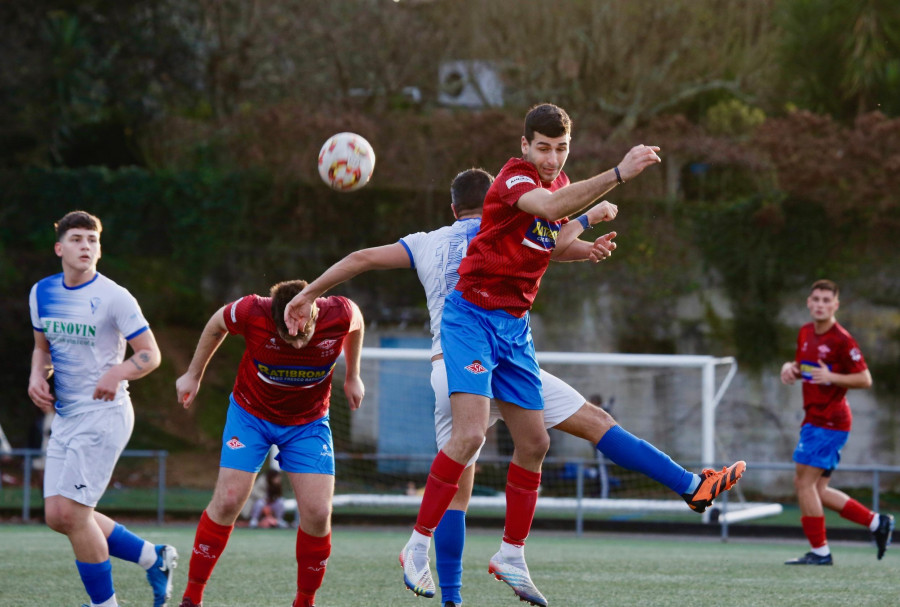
[358,347,739,468]
[322,347,782,532]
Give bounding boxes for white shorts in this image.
[431,358,584,466]
[44,402,134,507]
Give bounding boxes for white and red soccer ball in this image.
[317,132,375,192]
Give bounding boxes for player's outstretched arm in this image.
[176,305,229,408]
[285,243,410,335]
[342,301,365,410]
[28,331,55,413]
[517,145,661,221]
[93,329,162,401]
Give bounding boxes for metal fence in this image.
[3,450,898,542]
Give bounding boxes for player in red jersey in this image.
[174,280,364,607]
[393,103,662,605]
[780,279,893,565]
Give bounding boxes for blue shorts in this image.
[220,394,335,475]
[792,423,849,472]
[441,291,543,410]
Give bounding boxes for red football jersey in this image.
[224,294,360,426]
[794,321,868,431]
[455,157,570,317]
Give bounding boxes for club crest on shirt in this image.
[465,360,487,374]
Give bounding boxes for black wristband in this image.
[614,166,625,185]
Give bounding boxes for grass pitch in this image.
[0,523,893,606]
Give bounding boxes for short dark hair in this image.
[55,211,102,241]
[810,279,839,297]
[270,280,309,335]
[450,168,494,215]
[524,103,572,142]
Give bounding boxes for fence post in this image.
[575,461,584,537]
[23,451,33,522]
[872,469,880,514]
[157,451,167,525]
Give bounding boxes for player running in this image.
[175,280,364,607]
[284,167,745,606]
[780,279,893,565]
[27,210,177,607]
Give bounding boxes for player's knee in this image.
[44,504,77,534]
[209,489,247,522]
[515,430,550,461]
[451,429,487,459]
[298,506,332,534]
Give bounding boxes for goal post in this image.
[321,345,782,530]
[355,347,739,469]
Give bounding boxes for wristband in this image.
[614,166,625,185]
[576,214,591,230]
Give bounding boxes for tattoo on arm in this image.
[129,357,144,371]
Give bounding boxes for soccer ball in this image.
[317,132,376,192]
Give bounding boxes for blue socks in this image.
[75,559,115,605]
[434,509,465,605]
[596,425,696,495]
[106,523,146,563]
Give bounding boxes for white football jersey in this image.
[399,218,481,357]
[29,272,149,416]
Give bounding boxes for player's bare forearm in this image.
[185,308,229,379]
[554,232,616,263]
[518,146,660,221]
[809,365,872,389]
[28,341,55,412]
[310,246,410,296]
[343,326,364,379]
[288,246,409,335]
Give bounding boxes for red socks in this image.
[801,516,827,549]
[295,529,331,604]
[840,498,876,527]
[415,450,466,535]
[183,510,234,604]
[503,463,541,546]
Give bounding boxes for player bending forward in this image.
[28,210,177,607]
[175,280,364,607]
[285,168,745,606]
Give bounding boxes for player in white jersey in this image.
[27,211,178,607]
[284,170,745,607]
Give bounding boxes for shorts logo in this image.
[226,436,245,449]
[74,483,87,490]
[464,360,487,374]
[320,443,331,457]
[506,175,536,189]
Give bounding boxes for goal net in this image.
[318,345,780,527]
